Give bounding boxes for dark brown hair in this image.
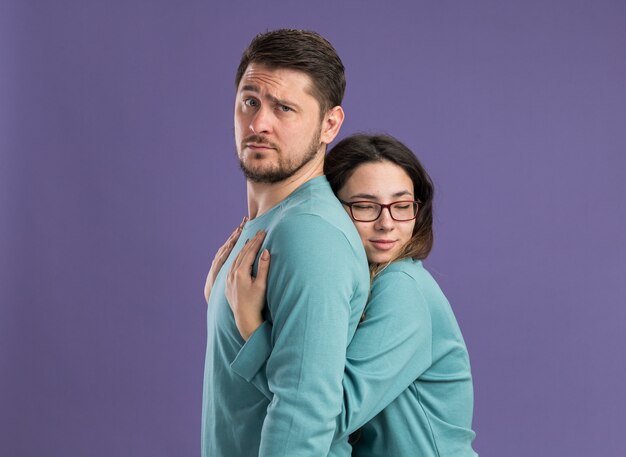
[235,29,345,115]
[325,134,434,271]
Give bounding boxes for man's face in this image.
[234,64,325,183]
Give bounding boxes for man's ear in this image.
[320,106,345,145]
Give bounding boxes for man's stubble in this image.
[237,129,322,184]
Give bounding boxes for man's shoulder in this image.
[272,183,358,245]
[270,210,355,250]
[261,177,368,268]
[279,178,343,218]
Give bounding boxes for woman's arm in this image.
[334,269,432,436]
[227,243,433,438]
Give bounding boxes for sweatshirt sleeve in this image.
[334,268,432,436]
[232,264,433,438]
[253,214,364,457]
[230,321,272,398]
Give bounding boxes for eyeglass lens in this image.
[351,201,417,221]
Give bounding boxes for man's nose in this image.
[249,107,272,135]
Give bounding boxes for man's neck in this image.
[247,156,324,219]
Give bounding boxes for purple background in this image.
[2,1,625,456]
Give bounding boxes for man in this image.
[202,29,370,456]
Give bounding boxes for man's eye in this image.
[277,105,292,112]
[244,98,259,107]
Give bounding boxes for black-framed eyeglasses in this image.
[339,200,420,222]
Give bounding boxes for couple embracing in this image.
[202,29,477,457]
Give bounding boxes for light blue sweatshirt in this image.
[232,258,477,456]
[201,176,370,457]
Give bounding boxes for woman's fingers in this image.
[214,224,244,269]
[221,218,246,255]
[246,232,267,276]
[254,249,271,290]
[204,217,247,304]
[233,230,265,274]
[229,230,266,284]
[228,234,252,285]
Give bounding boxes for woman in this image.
[206,134,477,456]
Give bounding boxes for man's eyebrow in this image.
[267,94,301,110]
[240,86,301,110]
[241,84,259,92]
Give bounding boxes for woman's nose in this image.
[374,207,395,230]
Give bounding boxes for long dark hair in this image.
[325,134,434,274]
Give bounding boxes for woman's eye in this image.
[395,205,411,210]
[353,204,375,210]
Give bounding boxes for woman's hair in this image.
[325,134,434,275]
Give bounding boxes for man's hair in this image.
[235,29,345,115]
[325,134,435,269]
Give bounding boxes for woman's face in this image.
[337,160,417,264]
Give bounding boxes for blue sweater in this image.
[201,176,370,457]
[232,258,477,456]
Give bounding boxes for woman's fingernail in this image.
[261,249,270,260]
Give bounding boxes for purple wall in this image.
[2,1,625,455]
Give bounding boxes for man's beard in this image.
[237,130,321,184]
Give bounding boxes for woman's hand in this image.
[226,230,270,341]
[204,217,247,304]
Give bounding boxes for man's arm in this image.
[232,266,433,438]
[256,214,365,456]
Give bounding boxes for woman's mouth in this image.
[369,240,396,251]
